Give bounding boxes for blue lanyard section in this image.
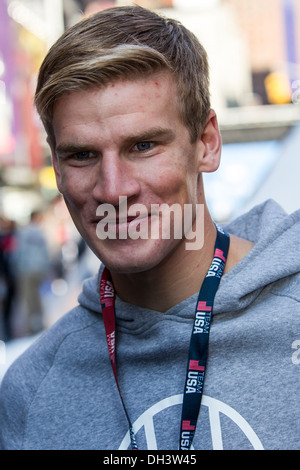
[100,226,229,451]
[179,227,230,450]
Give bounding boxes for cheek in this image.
[58,171,92,215]
[61,167,87,194]
[153,163,197,203]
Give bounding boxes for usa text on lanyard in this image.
[100,227,230,450]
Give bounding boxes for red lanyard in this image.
[100,268,138,449]
[100,227,230,450]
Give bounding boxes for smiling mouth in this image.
[94,212,152,241]
[95,214,150,225]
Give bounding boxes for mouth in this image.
[95,214,149,225]
[93,211,152,240]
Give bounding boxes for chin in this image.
[100,253,161,275]
[91,238,177,274]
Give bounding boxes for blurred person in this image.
[0,6,299,450]
[15,211,50,336]
[0,218,17,341]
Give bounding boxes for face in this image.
[50,72,216,273]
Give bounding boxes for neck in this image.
[110,214,217,313]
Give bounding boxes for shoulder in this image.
[0,306,99,449]
[2,305,99,385]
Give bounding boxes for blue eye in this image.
[74,151,91,160]
[135,142,153,151]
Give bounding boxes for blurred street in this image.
[205,106,300,221]
[243,122,300,215]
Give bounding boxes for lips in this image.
[95,214,146,225]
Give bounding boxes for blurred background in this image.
[0,0,300,373]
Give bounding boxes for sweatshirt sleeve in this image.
[0,307,95,450]
[0,332,58,449]
[0,360,31,449]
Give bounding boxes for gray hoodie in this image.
[0,200,299,450]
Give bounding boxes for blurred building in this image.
[154,0,253,112]
[0,0,65,222]
[226,0,300,105]
[122,0,300,107]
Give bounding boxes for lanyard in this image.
[179,227,229,449]
[100,267,138,450]
[100,227,229,450]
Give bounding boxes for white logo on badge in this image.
[118,394,264,450]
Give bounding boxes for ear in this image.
[197,109,222,173]
[47,137,63,194]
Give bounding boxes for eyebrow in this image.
[55,143,95,155]
[124,128,176,145]
[55,127,176,155]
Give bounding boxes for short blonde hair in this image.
[35,6,211,146]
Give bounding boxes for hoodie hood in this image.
[217,199,300,313]
[78,200,300,318]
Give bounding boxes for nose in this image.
[92,152,141,207]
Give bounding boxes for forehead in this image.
[51,72,182,141]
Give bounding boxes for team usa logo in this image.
[180,359,206,450]
[207,248,226,278]
[100,274,116,363]
[180,419,197,451]
[185,360,205,394]
[193,301,212,334]
[100,278,114,304]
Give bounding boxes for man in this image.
[15,211,50,335]
[0,6,299,450]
